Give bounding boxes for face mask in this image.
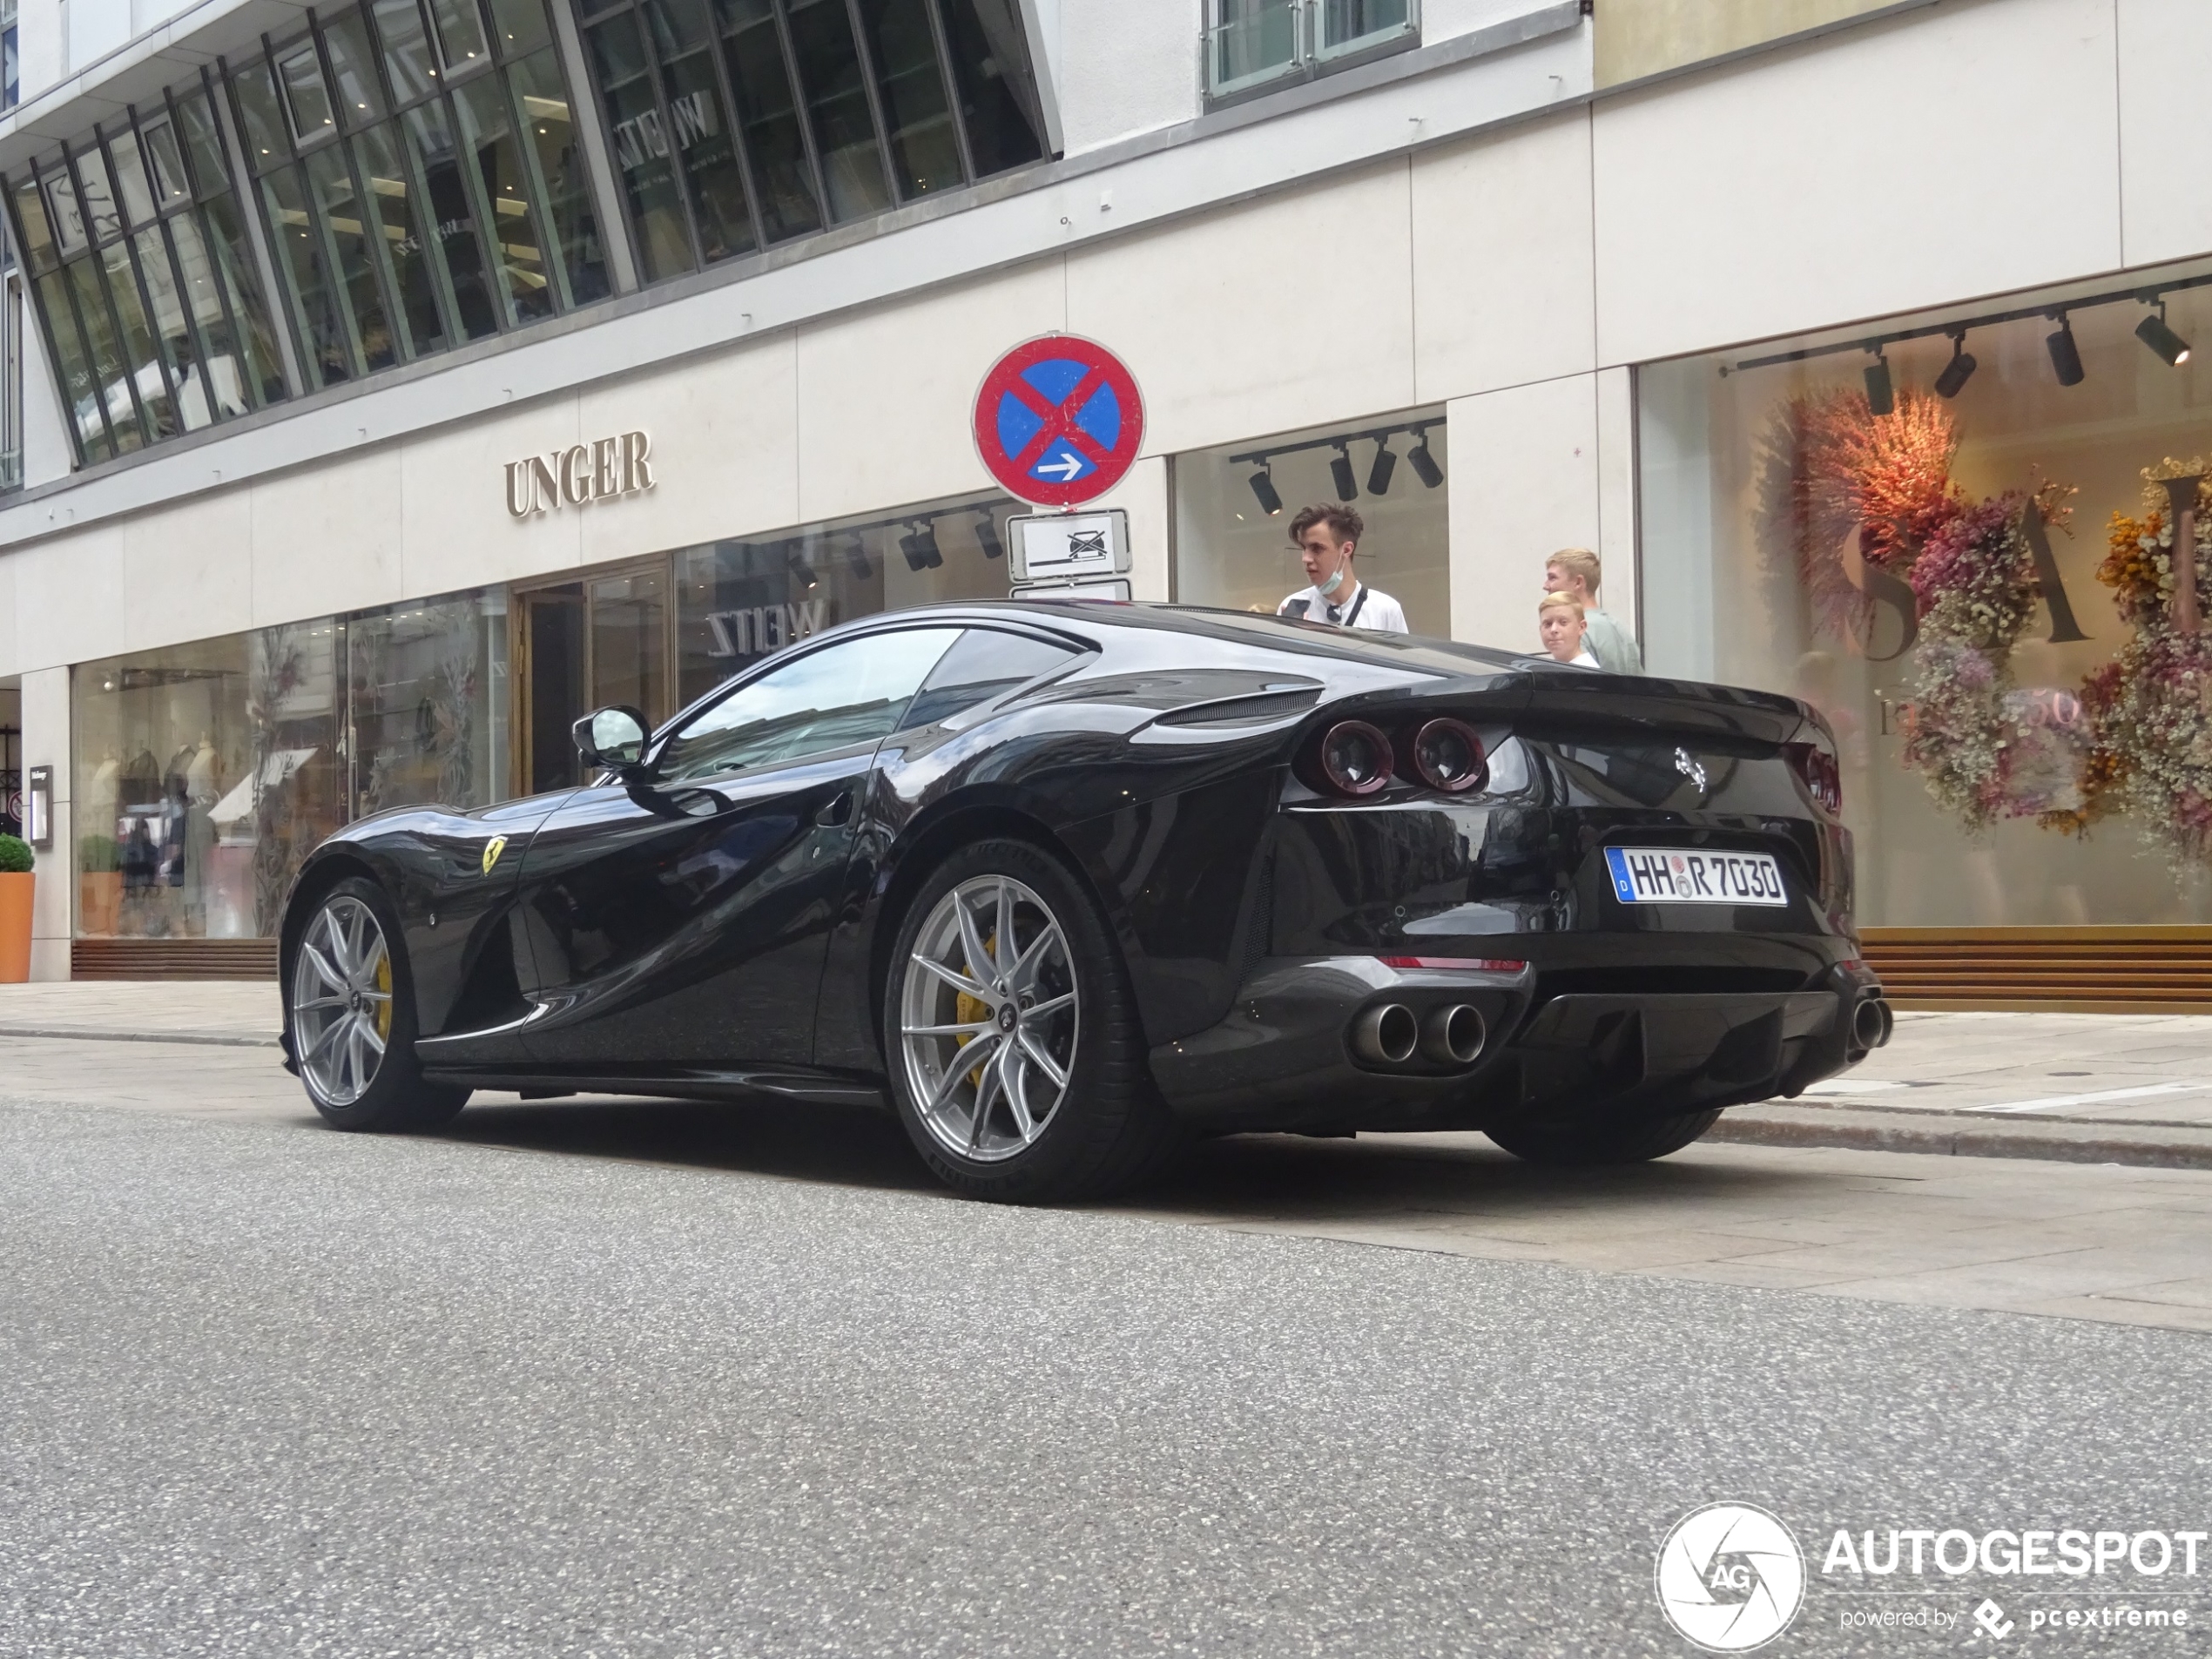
[1318,562,1348,597]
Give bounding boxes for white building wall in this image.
[1055,0,1199,156]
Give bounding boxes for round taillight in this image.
[1411,718,1487,793]
[1318,720,1394,796]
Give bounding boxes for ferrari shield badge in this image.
[482,835,509,876]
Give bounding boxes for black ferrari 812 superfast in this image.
[279,601,1891,1201]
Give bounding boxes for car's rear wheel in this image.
[887,839,1171,1203]
[1484,1107,1722,1166]
[289,876,469,1133]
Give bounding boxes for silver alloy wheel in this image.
[291,894,394,1109]
[900,874,1080,1163]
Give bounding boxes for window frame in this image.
[1201,0,1421,108]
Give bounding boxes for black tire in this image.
[1484,1106,1722,1167]
[883,837,1174,1203]
[287,876,469,1134]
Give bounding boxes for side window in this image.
[657,628,961,781]
[898,629,1080,730]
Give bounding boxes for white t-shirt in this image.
[1276,580,1410,634]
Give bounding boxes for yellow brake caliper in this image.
[375,954,395,1043]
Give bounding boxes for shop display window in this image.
[672,489,1021,707]
[73,588,508,941]
[1639,260,2212,926]
[1174,408,1450,633]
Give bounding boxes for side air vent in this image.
[1153,688,1324,727]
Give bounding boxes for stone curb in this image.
[0,1025,280,1049]
[1710,1104,2212,1171]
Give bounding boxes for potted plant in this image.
[0,833,32,984]
[78,833,121,936]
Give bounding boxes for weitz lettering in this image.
[505,432,656,517]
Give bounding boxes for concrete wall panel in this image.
[1412,108,1595,403]
[400,398,584,597]
[1447,373,1600,654]
[2117,0,2212,268]
[577,332,800,560]
[119,486,253,657]
[796,263,1065,526]
[1068,161,1416,459]
[10,527,124,672]
[1592,0,2123,368]
[250,450,405,627]
[1055,0,1198,155]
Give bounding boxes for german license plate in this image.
[1604,846,1789,907]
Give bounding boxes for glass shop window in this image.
[1637,258,2212,927]
[1174,408,1451,633]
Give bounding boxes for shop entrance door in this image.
[513,558,675,798]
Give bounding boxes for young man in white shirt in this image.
[1539,591,1601,666]
[1277,503,1410,633]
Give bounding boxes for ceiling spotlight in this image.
[786,550,819,590]
[1863,347,1894,416]
[1248,464,1282,516]
[843,536,873,580]
[974,511,1005,561]
[1933,331,1978,399]
[1366,440,1397,496]
[1330,442,1359,501]
[2136,301,2192,367]
[1406,431,1443,489]
[2047,314,2085,387]
[900,520,942,572]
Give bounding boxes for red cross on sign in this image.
[972,335,1146,509]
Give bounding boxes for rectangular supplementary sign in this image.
[1604,846,1790,907]
[1015,577,1132,602]
[1008,510,1130,581]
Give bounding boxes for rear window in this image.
[899,628,1080,729]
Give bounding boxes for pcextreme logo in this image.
[1656,1502,1807,1652]
[482,835,509,877]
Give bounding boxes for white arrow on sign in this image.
[1034,454,1087,482]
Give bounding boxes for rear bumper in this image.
[1150,954,1887,1133]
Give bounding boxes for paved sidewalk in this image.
[0,980,279,1045]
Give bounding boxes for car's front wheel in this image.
[1484,1107,1722,1166]
[288,876,469,1133]
[886,839,1171,1203]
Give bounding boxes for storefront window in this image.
[1174,408,1450,632]
[672,489,1021,706]
[1638,260,2212,926]
[74,588,508,941]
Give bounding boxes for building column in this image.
[1446,373,1605,655]
[19,664,69,981]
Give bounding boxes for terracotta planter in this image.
[0,872,32,984]
[78,871,123,937]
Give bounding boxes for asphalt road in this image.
[3,1096,2209,1658]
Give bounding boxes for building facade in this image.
[2,0,2209,1003]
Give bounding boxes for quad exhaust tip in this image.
[1421,1003,1487,1067]
[1352,1003,1420,1066]
[1352,1002,1486,1069]
[1852,996,1893,1050]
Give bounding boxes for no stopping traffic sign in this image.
[972,335,1145,509]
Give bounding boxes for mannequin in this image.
[184,732,219,927]
[86,750,122,838]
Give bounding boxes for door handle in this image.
[814,790,854,827]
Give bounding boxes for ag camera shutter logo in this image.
[1656,1502,1806,1651]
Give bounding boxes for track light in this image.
[1933,331,1977,399]
[1366,441,1397,496]
[844,536,873,580]
[900,520,942,572]
[1407,431,1443,489]
[974,512,1005,561]
[1330,442,1358,501]
[1249,464,1282,516]
[2136,302,2192,367]
[786,550,819,590]
[2047,314,2085,387]
[1863,347,1893,416]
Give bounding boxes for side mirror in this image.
[573,705,652,778]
